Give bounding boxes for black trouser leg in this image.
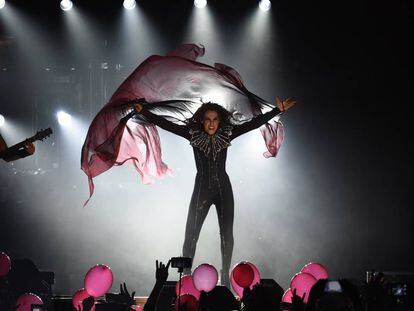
[215,182,234,286]
[182,183,212,273]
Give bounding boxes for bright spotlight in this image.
[259,0,271,11]
[60,0,73,11]
[0,0,5,10]
[0,114,5,127]
[57,111,72,126]
[194,0,207,9]
[123,0,136,10]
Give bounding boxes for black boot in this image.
[183,267,192,275]
[220,269,230,288]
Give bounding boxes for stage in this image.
[1,0,413,310]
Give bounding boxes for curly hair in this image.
[187,103,232,131]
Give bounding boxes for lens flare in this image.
[194,0,207,9]
[123,0,136,10]
[57,111,72,126]
[259,0,271,11]
[60,0,73,11]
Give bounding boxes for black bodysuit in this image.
[139,106,282,285]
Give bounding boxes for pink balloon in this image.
[290,272,317,303]
[192,263,218,292]
[233,262,254,288]
[176,274,201,299]
[300,262,329,280]
[230,261,261,298]
[0,251,11,278]
[175,294,199,311]
[72,288,96,311]
[84,264,114,298]
[282,288,293,303]
[15,293,43,311]
[132,306,143,311]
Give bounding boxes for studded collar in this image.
[189,125,233,161]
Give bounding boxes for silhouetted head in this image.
[188,103,232,135]
[315,292,356,311]
[307,279,362,311]
[199,286,239,311]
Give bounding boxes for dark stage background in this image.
[0,0,413,296]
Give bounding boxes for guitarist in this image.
[0,134,36,162]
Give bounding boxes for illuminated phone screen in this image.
[324,281,342,292]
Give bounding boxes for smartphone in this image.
[170,257,192,270]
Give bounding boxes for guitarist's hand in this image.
[24,143,35,155]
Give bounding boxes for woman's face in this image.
[203,110,220,135]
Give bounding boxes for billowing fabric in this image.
[81,44,283,205]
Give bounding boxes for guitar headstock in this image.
[34,128,53,141]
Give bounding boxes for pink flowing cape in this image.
[81,44,284,206]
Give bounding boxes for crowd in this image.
[0,255,403,311]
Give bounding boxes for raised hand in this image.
[291,288,305,311]
[155,260,171,284]
[367,271,385,289]
[365,271,394,311]
[118,282,136,307]
[276,97,296,112]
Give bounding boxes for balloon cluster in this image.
[282,262,328,304]
[174,263,217,311]
[72,264,114,310]
[2,250,327,311]
[2,252,141,311]
[177,260,262,301]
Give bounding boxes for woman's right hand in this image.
[276,97,296,112]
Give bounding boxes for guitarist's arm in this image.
[0,134,7,152]
[0,138,35,161]
[0,128,51,162]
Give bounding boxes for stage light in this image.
[194,0,207,9]
[57,111,72,126]
[259,0,271,11]
[123,0,136,10]
[0,0,5,10]
[0,114,5,127]
[60,0,73,11]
